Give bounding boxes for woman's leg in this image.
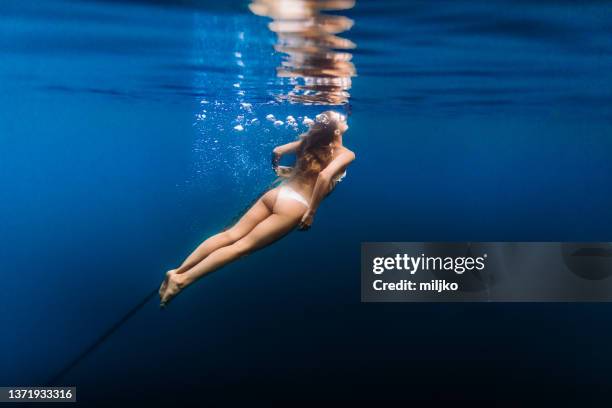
[160,201,304,305]
[175,197,272,273]
[159,193,273,297]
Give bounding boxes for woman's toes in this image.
[158,270,175,298]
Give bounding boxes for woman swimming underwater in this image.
[159,110,355,306]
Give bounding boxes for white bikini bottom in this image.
[277,184,309,208]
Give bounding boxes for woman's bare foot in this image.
[160,271,187,308]
[158,269,175,298]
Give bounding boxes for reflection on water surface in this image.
[249,0,357,105]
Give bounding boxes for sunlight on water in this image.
[250,0,357,105]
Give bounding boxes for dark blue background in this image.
[1,0,611,403]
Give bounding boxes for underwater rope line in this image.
[46,288,158,386]
[47,105,352,386]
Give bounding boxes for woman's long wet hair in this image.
[293,110,343,178]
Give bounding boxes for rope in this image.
[46,288,158,385]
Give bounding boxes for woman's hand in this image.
[275,165,293,178]
[271,149,281,170]
[298,210,314,231]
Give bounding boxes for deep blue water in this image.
[1,0,612,402]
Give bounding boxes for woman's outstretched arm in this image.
[299,149,355,230]
[271,140,302,169]
[273,140,302,156]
